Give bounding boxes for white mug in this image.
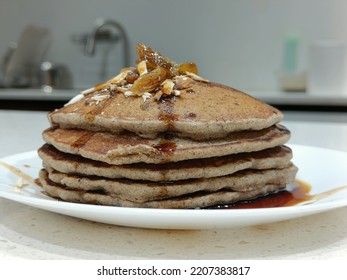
[308,40,347,96]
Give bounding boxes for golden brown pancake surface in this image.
[39,143,293,181]
[42,124,290,164]
[49,80,283,140]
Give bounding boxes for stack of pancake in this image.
[38,44,297,209]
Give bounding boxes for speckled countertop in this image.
[0,110,346,260]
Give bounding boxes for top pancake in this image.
[49,80,283,140]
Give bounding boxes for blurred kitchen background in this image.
[1,0,347,119]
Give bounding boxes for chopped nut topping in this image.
[77,43,209,103]
[110,84,117,91]
[161,79,175,95]
[91,94,109,105]
[80,87,96,95]
[154,91,163,101]
[64,93,84,106]
[185,71,209,82]
[124,91,134,97]
[109,69,133,84]
[142,92,152,101]
[117,86,131,93]
[173,90,181,96]
[174,75,195,89]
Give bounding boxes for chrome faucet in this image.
[85,18,130,68]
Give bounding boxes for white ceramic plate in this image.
[1,144,347,229]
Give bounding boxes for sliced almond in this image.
[137,60,148,76]
[185,71,209,82]
[80,86,96,95]
[173,90,181,96]
[91,94,109,102]
[142,92,152,101]
[124,91,134,97]
[154,90,163,100]
[65,93,85,106]
[117,86,130,93]
[109,69,133,85]
[174,75,195,89]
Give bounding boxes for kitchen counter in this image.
[1,89,347,111]
[248,90,347,107]
[0,110,347,260]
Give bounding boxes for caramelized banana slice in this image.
[131,66,169,95]
[137,43,199,75]
[136,43,177,72]
[178,62,198,75]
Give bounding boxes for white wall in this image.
[1,0,347,90]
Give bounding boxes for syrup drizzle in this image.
[84,92,115,122]
[155,96,178,162]
[158,97,178,131]
[71,131,94,149]
[0,161,37,186]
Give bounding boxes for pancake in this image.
[42,124,290,165]
[39,143,293,181]
[49,80,283,140]
[39,165,297,208]
[43,164,297,203]
[37,43,298,209]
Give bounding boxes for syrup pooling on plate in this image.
[0,161,40,193]
[209,180,347,209]
[0,161,37,186]
[209,179,312,209]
